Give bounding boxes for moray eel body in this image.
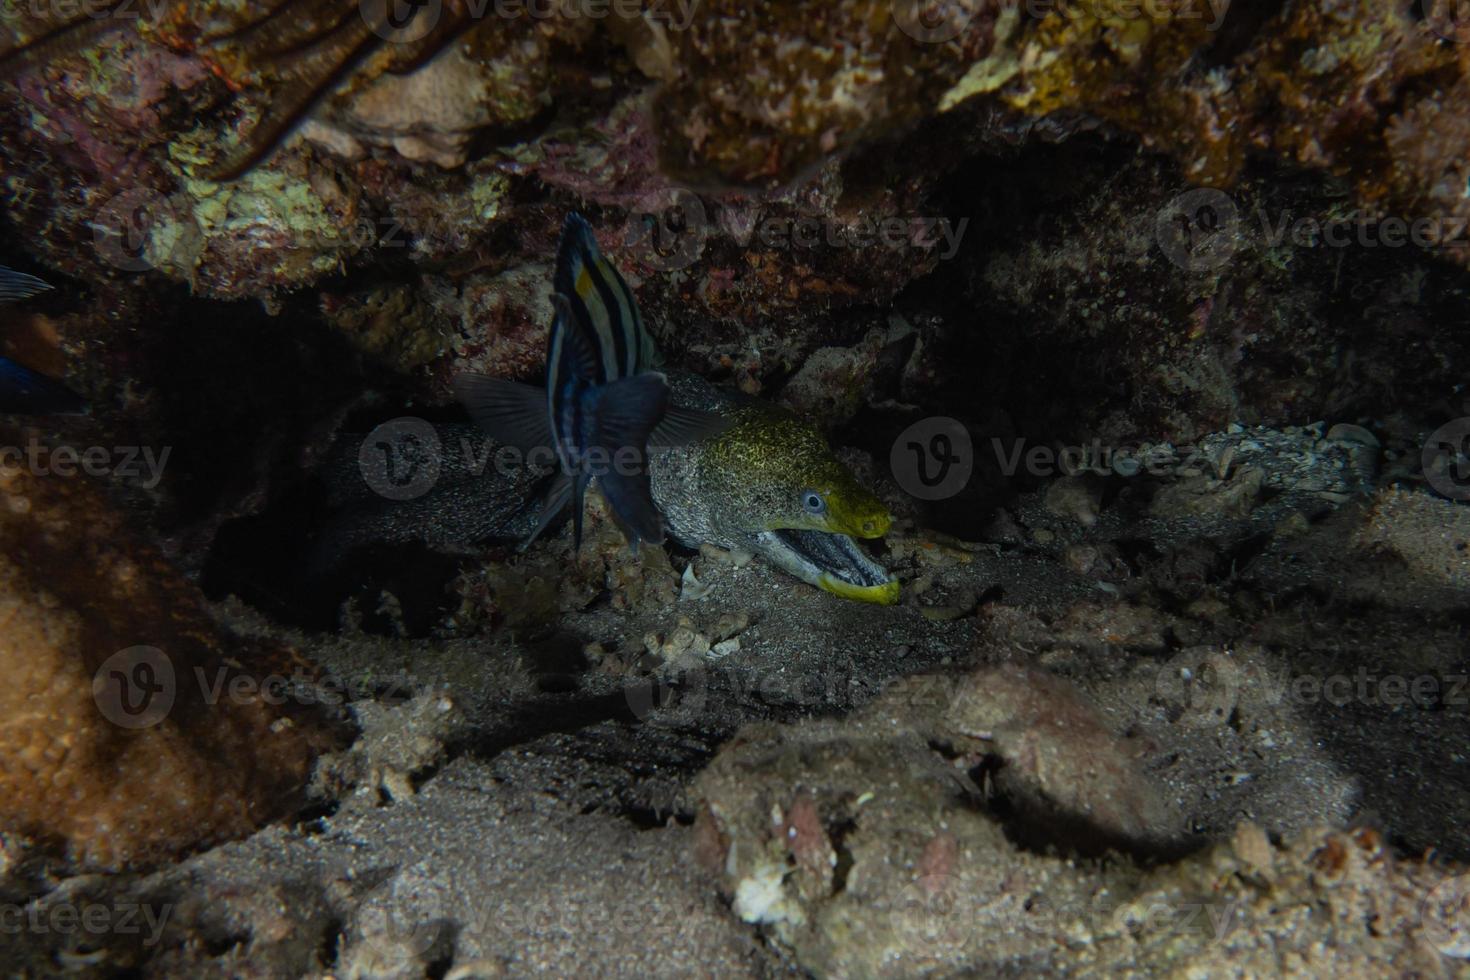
[651,374,899,605]
[314,372,899,604]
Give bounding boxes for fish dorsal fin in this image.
[548,293,603,385]
[0,266,53,304]
[553,213,661,380]
[649,404,734,448]
[452,374,553,453]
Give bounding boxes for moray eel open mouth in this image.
[756,529,900,605]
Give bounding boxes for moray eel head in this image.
[704,407,899,605]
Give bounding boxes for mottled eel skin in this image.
[651,374,898,604]
[313,374,899,604]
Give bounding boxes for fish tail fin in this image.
[587,371,670,548]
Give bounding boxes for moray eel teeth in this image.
[756,528,900,605]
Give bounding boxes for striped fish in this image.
[455,213,724,552]
[0,265,86,415]
[0,265,52,304]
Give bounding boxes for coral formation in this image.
[0,446,342,869]
[2,0,1470,974]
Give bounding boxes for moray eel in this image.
[315,210,899,603]
[314,383,899,605]
[651,374,899,605]
[449,215,898,605]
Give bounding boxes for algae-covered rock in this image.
[0,446,344,870]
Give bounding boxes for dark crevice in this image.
[1199,0,1288,69]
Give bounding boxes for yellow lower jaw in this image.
[817,574,901,605]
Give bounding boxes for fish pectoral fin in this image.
[588,373,670,450]
[649,405,734,448]
[453,373,553,453]
[517,473,574,553]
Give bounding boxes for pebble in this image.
[680,564,714,601]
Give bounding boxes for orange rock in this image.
[0,449,343,869]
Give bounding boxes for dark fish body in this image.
[0,265,86,416]
[0,356,88,415]
[456,213,723,553]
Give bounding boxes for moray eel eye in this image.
[802,490,826,516]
